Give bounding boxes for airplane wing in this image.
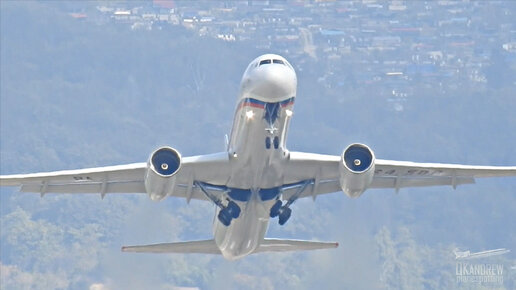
[121,238,338,254]
[2,150,515,200]
[0,152,231,201]
[282,152,516,199]
[372,159,516,191]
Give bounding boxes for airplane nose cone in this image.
[248,65,297,102]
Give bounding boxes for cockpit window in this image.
[273,59,284,65]
[259,59,272,66]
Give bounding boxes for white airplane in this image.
[1,54,516,261]
[454,248,510,260]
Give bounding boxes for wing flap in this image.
[121,240,220,254]
[281,180,341,200]
[20,181,146,194]
[371,176,475,189]
[256,239,339,253]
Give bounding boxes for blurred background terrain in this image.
[1,1,515,289]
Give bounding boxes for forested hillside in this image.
[1,2,515,289]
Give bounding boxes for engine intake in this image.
[145,147,182,201]
[339,144,375,198]
[151,147,181,176]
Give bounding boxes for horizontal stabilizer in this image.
[121,239,338,255]
[122,239,220,254]
[257,238,339,252]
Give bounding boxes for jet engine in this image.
[339,143,375,198]
[144,146,182,201]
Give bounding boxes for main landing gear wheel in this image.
[216,200,241,226]
[273,136,279,149]
[278,207,292,226]
[270,200,282,218]
[226,200,241,219]
[195,181,242,227]
[218,209,232,226]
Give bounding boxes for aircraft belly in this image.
[214,197,270,260]
[227,103,291,189]
[214,95,294,260]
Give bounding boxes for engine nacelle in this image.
[339,143,375,198]
[144,146,182,201]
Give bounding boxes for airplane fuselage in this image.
[213,54,297,260]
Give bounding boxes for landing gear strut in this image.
[269,179,313,226]
[195,181,241,226]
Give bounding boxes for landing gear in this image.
[269,179,313,226]
[278,207,292,226]
[269,200,293,225]
[273,136,279,149]
[218,209,232,226]
[195,181,241,227]
[216,199,241,226]
[265,136,280,150]
[226,200,241,219]
[270,199,282,218]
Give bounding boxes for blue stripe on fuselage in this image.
[239,98,266,109]
[279,97,295,107]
